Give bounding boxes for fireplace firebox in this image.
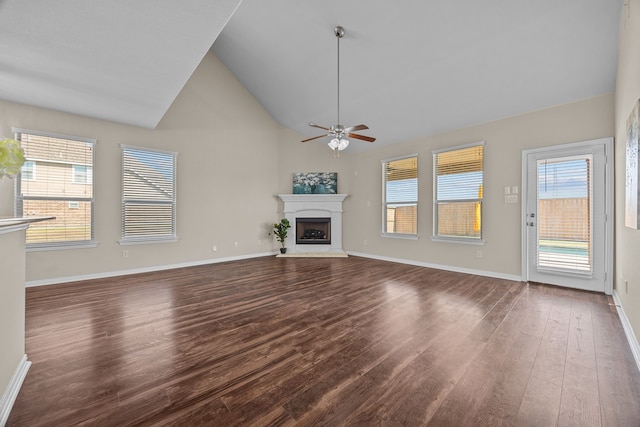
[296,217,331,244]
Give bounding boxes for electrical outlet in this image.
[363,239,368,246]
[476,250,482,258]
[122,250,129,258]
[234,241,239,247]
[505,194,518,203]
[212,245,217,252]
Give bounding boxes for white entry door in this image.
[522,138,612,294]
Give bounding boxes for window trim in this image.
[381,153,419,238]
[12,127,96,145]
[119,144,178,245]
[433,141,485,244]
[13,127,96,250]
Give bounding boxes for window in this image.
[121,145,177,243]
[382,155,418,236]
[537,155,592,272]
[21,161,35,181]
[433,142,484,242]
[72,164,92,184]
[14,129,95,248]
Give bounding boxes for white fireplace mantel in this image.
[277,194,347,255]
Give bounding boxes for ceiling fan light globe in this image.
[328,138,340,150]
[338,138,349,150]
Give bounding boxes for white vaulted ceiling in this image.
[212,0,622,149]
[0,1,623,149]
[0,0,242,128]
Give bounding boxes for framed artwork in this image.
[626,99,640,229]
[293,172,337,194]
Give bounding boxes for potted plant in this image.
[273,218,291,254]
[0,138,25,179]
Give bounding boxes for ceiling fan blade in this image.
[344,124,369,133]
[309,123,330,131]
[301,134,328,143]
[348,133,376,143]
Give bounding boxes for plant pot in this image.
[280,248,287,254]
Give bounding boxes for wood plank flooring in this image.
[7,256,640,426]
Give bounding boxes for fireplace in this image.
[278,194,347,255]
[296,217,331,245]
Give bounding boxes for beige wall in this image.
[337,94,613,277]
[615,0,640,344]
[276,126,354,212]
[0,226,26,399]
[0,41,620,294]
[0,52,284,282]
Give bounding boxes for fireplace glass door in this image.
[296,218,331,244]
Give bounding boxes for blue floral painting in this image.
[293,172,337,194]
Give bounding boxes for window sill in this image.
[27,242,98,252]
[381,233,419,240]
[119,237,178,246]
[431,236,486,246]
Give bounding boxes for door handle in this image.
[526,213,535,227]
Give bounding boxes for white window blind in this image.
[122,146,177,242]
[433,143,484,241]
[382,155,418,235]
[14,129,95,247]
[537,155,592,272]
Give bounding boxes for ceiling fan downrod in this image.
[335,26,344,129]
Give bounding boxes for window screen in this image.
[433,143,484,241]
[382,155,418,235]
[122,146,177,242]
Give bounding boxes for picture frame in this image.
[293,172,337,194]
[625,99,640,229]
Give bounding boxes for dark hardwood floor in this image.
[7,256,640,426]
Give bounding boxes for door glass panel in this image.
[537,155,592,273]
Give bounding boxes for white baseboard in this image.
[0,355,31,427]
[26,251,278,287]
[27,250,522,288]
[347,251,522,282]
[613,290,640,373]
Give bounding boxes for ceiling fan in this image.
[301,26,375,154]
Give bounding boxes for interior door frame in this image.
[521,137,614,295]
